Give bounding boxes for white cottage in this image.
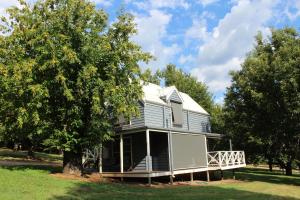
[99,83,246,183]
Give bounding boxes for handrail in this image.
[207,151,245,168]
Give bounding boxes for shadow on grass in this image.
[49,181,299,200]
[0,148,62,163]
[241,167,300,177]
[1,165,299,200]
[232,168,300,186]
[0,165,62,173]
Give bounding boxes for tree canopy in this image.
[0,0,151,173]
[225,28,300,175]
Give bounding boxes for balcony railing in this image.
[207,151,246,169]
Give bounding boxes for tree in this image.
[225,28,300,175]
[141,68,162,85]
[0,0,151,174]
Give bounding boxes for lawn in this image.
[0,148,62,163]
[0,165,299,200]
[0,148,299,200]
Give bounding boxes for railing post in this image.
[120,132,124,173]
[207,152,209,166]
[218,151,222,168]
[233,151,235,165]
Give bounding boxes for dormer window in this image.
[171,101,183,126]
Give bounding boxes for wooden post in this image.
[99,143,103,173]
[168,131,174,180]
[220,170,224,180]
[120,132,124,173]
[190,172,194,183]
[146,129,151,171]
[146,129,152,185]
[229,139,235,178]
[170,175,174,185]
[206,171,210,182]
[232,169,235,180]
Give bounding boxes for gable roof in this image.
[142,82,209,115]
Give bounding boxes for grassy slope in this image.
[0,148,62,163]
[0,165,299,200]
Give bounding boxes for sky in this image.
[1,0,300,103]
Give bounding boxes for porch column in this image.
[120,132,124,173]
[168,130,174,185]
[99,143,103,173]
[168,131,173,173]
[146,129,151,185]
[206,170,210,182]
[190,173,194,183]
[229,139,235,179]
[146,129,151,171]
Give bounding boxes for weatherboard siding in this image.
[188,111,210,132]
[122,102,145,130]
[144,103,165,128]
[169,90,182,103]
[121,102,211,134]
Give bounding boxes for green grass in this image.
[0,148,62,163]
[0,165,299,200]
[0,148,299,199]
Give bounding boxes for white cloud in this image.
[133,10,180,71]
[284,0,300,21]
[0,0,20,17]
[190,0,276,93]
[185,17,209,41]
[179,54,194,65]
[185,11,215,43]
[91,0,112,7]
[197,0,219,7]
[133,0,190,10]
[191,57,242,92]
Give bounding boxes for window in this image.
[171,102,183,126]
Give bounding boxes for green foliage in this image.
[0,0,151,156]
[141,68,162,85]
[225,28,300,173]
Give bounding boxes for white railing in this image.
[207,151,246,169]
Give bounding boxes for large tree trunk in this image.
[27,148,35,159]
[285,161,293,176]
[268,158,273,172]
[63,150,83,175]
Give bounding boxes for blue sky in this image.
[1,0,300,103]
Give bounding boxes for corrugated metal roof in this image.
[142,82,209,115]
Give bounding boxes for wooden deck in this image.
[100,151,246,178]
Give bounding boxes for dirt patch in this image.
[51,173,116,183]
[50,173,242,187]
[148,179,243,188]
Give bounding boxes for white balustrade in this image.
[207,151,245,169]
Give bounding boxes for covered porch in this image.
[99,128,246,183]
